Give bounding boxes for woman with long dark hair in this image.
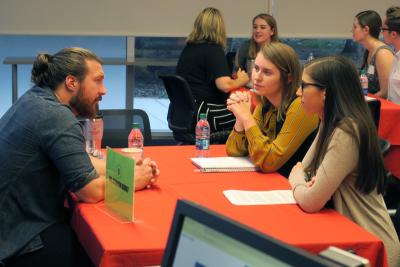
[352,10,394,98]
[289,55,400,267]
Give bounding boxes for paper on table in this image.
[191,156,258,172]
[223,190,296,205]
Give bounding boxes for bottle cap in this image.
[132,122,140,129]
[199,113,206,120]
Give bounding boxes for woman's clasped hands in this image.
[227,91,252,115]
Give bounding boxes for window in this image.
[0,35,364,133]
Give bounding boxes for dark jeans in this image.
[5,223,94,267]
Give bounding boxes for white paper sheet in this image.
[191,157,257,172]
[223,190,296,205]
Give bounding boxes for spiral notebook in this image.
[191,156,258,173]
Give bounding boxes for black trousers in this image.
[5,223,94,267]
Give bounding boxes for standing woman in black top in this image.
[176,7,249,132]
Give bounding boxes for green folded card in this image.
[105,147,135,221]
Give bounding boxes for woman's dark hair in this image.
[355,10,382,69]
[386,6,400,33]
[31,47,102,90]
[304,55,385,194]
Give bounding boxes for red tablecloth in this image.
[377,97,400,177]
[71,145,388,267]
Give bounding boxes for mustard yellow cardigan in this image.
[226,97,319,173]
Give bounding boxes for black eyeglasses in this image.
[380,27,391,32]
[301,81,325,91]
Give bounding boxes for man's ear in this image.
[65,75,79,93]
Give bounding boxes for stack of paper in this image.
[223,190,296,205]
[191,157,258,173]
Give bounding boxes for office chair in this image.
[367,98,400,214]
[226,51,237,74]
[159,74,230,145]
[101,109,152,148]
[366,98,380,129]
[366,98,391,156]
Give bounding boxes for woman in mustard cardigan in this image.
[226,42,318,177]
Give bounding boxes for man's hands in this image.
[134,158,160,191]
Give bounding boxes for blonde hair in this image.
[187,7,227,48]
[248,13,279,60]
[259,42,300,121]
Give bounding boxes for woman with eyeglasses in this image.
[290,55,400,267]
[352,10,395,98]
[225,42,319,177]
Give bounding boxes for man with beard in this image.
[0,47,159,267]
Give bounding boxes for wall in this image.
[274,0,400,38]
[0,0,270,37]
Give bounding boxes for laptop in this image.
[161,200,336,267]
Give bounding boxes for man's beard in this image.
[70,87,99,119]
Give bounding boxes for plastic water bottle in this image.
[83,118,93,154]
[360,73,369,96]
[195,113,210,157]
[82,116,103,159]
[128,122,144,160]
[91,114,104,158]
[307,52,314,62]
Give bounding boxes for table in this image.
[377,97,400,178]
[71,145,388,267]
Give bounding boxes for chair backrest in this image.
[366,98,381,129]
[226,51,236,74]
[159,74,197,133]
[101,109,152,148]
[366,98,391,156]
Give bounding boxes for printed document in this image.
[223,190,296,205]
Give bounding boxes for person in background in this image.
[176,7,249,132]
[352,10,395,98]
[0,47,159,267]
[226,42,319,177]
[289,55,400,267]
[235,13,279,72]
[383,7,400,104]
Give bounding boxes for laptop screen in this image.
[162,200,333,267]
[172,216,291,267]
